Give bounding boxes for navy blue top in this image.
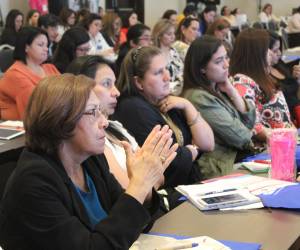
[75,171,107,227]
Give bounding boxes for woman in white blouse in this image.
[82,13,117,62]
[67,55,139,188]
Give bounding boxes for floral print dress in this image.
[232,73,292,135]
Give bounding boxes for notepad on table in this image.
[0,120,25,140]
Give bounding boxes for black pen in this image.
[202,188,237,196]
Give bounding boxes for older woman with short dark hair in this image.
[0,73,177,249]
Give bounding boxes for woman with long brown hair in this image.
[230,28,293,142]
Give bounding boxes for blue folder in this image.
[258,183,300,209]
[149,232,261,250]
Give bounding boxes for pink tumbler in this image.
[268,128,297,182]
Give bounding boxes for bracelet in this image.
[187,112,200,127]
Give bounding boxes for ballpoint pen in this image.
[201,188,237,196]
[155,242,199,250]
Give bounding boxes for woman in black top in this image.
[0,9,23,47]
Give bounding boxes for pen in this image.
[155,242,199,250]
[201,188,237,196]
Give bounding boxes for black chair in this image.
[0,161,16,201]
[0,48,14,72]
[287,32,300,48]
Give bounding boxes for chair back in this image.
[0,48,14,72]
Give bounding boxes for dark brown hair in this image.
[229,28,277,101]
[24,74,96,155]
[183,35,222,96]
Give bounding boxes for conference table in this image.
[151,189,300,250]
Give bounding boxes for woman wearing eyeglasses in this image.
[116,23,151,76]
[114,46,214,187]
[53,27,90,73]
[0,74,177,250]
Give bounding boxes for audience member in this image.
[162,9,178,25]
[57,8,76,40]
[26,9,40,27]
[116,23,151,75]
[120,11,139,44]
[53,27,90,73]
[38,14,60,58]
[206,18,234,56]
[152,19,184,95]
[183,35,256,178]
[114,46,214,187]
[220,5,237,27]
[173,17,199,61]
[268,31,300,125]
[82,13,116,62]
[259,3,280,27]
[0,9,24,47]
[230,28,293,142]
[0,27,59,120]
[101,12,122,51]
[0,73,177,249]
[199,5,217,35]
[67,56,128,187]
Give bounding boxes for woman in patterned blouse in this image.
[152,19,184,95]
[230,28,293,142]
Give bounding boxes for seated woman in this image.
[114,46,214,187]
[152,19,184,96]
[119,11,139,44]
[101,12,122,51]
[53,27,90,73]
[81,13,117,62]
[0,9,24,47]
[0,73,177,249]
[183,35,256,178]
[268,31,300,126]
[26,9,40,27]
[172,16,199,62]
[0,27,59,120]
[206,17,234,56]
[67,55,133,188]
[230,28,293,142]
[116,23,151,76]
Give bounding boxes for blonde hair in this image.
[152,19,175,47]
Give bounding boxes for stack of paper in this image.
[176,175,295,211]
[130,234,230,250]
[0,120,24,140]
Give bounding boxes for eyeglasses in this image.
[76,46,91,53]
[83,105,107,119]
[138,36,151,42]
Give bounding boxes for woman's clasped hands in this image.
[122,125,178,203]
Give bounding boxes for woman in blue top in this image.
[0,74,177,250]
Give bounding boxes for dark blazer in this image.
[113,95,201,188]
[0,28,17,46]
[0,148,160,250]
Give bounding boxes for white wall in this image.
[145,0,185,28]
[0,0,29,22]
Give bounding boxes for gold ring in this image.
[160,156,166,163]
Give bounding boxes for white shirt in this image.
[88,32,117,62]
[105,120,138,171]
